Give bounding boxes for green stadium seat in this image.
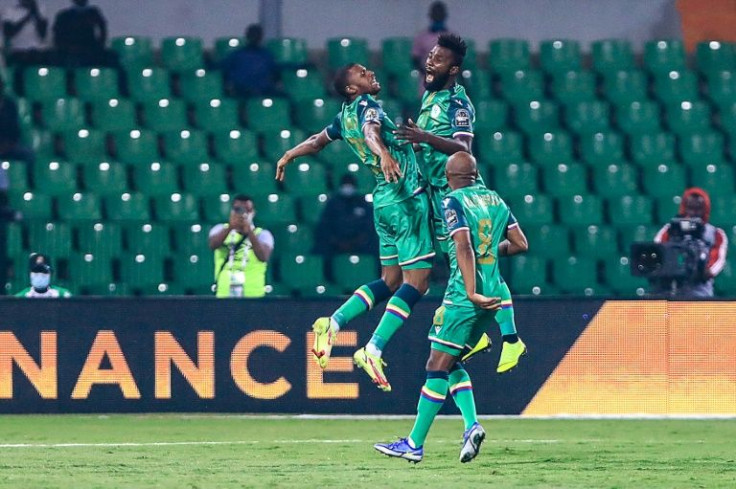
[459,69,492,101]
[491,162,538,198]
[564,100,611,134]
[111,36,154,69]
[572,225,619,260]
[15,98,32,130]
[619,224,660,254]
[714,261,736,296]
[244,97,292,133]
[253,193,297,227]
[2,160,30,192]
[393,69,423,104]
[83,282,131,296]
[213,129,258,164]
[630,132,676,166]
[75,222,122,259]
[28,221,72,257]
[653,70,699,104]
[281,161,329,196]
[127,222,172,258]
[327,37,369,70]
[33,160,78,195]
[6,222,23,257]
[104,192,151,221]
[707,71,736,105]
[119,252,165,289]
[170,222,206,255]
[654,194,681,223]
[82,161,129,196]
[591,39,634,75]
[508,194,554,225]
[62,129,107,165]
[665,101,712,134]
[8,191,52,220]
[153,193,200,222]
[679,132,725,165]
[160,37,204,72]
[690,163,734,195]
[295,97,341,134]
[23,67,67,101]
[41,98,85,131]
[231,162,278,197]
[342,162,375,194]
[141,98,188,131]
[181,162,228,197]
[696,41,736,74]
[608,194,654,225]
[133,161,179,196]
[708,195,736,227]
[74,67,119,101]
[551,70,597,104]
[509,255,548,292]
[213,37,243,63]
[542,163,588,197]
[25,128,55,159]
[56,192,102,221]
[266,38,309,67]
[642,163,687,198]
[332,254,378,292]
[540,40,581,74]
[113,129,160,165]
[270,223,314,257]
[474,99,508,132]
[523,224,570,259]
[299,194,329,225]
[603,70,648,105]
[201,194,232,222]
[528,130,573,165]
[127,68,172,102]
[67,252,114,289]
[558,194,604,226]
[162,130,209,165]
[173,252,214,293]
[553,256,599,293]
[488,39,530,75]
[514,99,560,134]
[282,68,326,102]
[615,100,661,135]
[179,69,224,102]
[604,256,648,295]
[138,282,187,297]
[499,70,544,103]
[592,163,639,197]
[193,98,240,131]
[579,131,625,165]
[279,253,327,293]
[718,100,736,135]
[643,40,686,74]
[262,128,307,162]
[90,98,137,132]
[381,37,413,75]
[476,130,523,164]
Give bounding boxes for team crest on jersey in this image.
[431,104,441,118]
[364,107,380,123]
[454,109,470,128]
[444,208,458,227]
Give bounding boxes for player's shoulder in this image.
[14,288,31,297]
[450,84,473,104]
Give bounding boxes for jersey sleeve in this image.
[448,97,474,138]
[324,114,343,141]
[356,95,384,130]
[442,196,469,237]
[507,211,518,230]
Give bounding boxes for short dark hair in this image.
[333,63,358,99]
[232,194,252,204]
[437,33,467,67]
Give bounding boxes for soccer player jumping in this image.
[374,152,529,463]
[276,64,435,392]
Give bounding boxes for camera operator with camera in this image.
[633,188,727,298]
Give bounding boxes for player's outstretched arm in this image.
[363,122,402,183]
[453,229,501,310]
[394,118,472,155]
[275,129,332,181]
[498,226,529,257]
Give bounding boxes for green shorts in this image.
[374,191,435,270]
[427,183,451,253]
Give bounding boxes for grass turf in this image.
[0,415,734,488]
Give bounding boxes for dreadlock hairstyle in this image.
[437,33,467,67]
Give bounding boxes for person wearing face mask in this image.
[15,253,71,298]
[313,173,378,258]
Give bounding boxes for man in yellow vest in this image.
[208,195,274,298]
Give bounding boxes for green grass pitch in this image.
[0,415,734,488]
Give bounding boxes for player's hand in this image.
[275,154,291,182]
[394,119,427,144]
[468,293,502,310]
[380,152,402,183]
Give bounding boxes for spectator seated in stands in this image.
[2,0,48,66]
[0,76,34,166]
[220,24,279,98]
[15,253,72,298]
[412,1,451,75]
[51,0,115,67]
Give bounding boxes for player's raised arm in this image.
[363,122,402,183]
[275,129,333,181]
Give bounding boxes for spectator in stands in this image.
[221,24,279,98]
[313,173,377,258]
[0,76,33,165]
[15,253,72,298]
[652,187,728,298]
[2,0,48,66]
[208,195,274,298]
[412,2,451,76]
[51,0,114,67]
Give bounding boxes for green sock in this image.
[449,366,477,430]
[332,280,392,329]
[369,284,422,355]
[496,304,517,336]
[408,372,448,448]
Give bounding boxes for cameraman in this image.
[653,188,728,298]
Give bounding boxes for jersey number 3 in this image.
[477,218,496,265]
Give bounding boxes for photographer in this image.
[208,195,274,298]
[651,188,728,298]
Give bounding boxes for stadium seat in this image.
[608,195,654,225]
[540,40,581,74]
[523,224,570,258]
[507,194,554,225]
[213,129,259,164]
[508,255,548,292]
[213,37,244,64]
[281,161,329,197]
[392,69,423,104]
[514,99,560,134]
[181,162,228,197]
[262,128,307,162]
[141,98,188,131]
[133,161,179,196]
[119,252,165,289]
[172,252,214,293]
[62,129,107,165]
[110,36,154,69]
[113,129,160,165]
[33,160,78,195]
[630,132,676,166]
[706,70,736,105]
[488,39,530,75]
[23,67,67,101]
[474,99,508,132]
[553,256,599,293]
[696,41,736,74]
[162,130,209,165]
[708,195,736,227]
[104,192,151,221]
[127,222,172,258]
[8,191,53,220]
[193,98,240,131]
[170,222,205,255]
[615,100,661,135]
[75,222,123,259]
[642,164,687,198]
[1,160,29,192]
[690,163,735,195]
[298,194,329,225]
[592,163,639,197]
[6,222,23,257]
[619,224,660,254]
[499,70,544,103]
[591,39,634,75]
[90,98,138,132]
[572,225,619,260]
[82,161,129,196]
[83,282,131,296]
[528,130,573,165]
[253,194,297,227]
[153,193,200,221]
[282,68,326,102]
[74,67,120,101]
[558,194,604,225]
[332,254,378,292]
[127,68,172,102]
[25,128,55,159]
[279,253,327,292]
[67,252,114,289]
[381,37,413,75]
[56,192,102,221]
[603,70,648,105]
[718,100,736,135]
[201,195,232,222]
[492,162,538,198]
[653,70,698,104]
[270,224,314,257]
[28,221,72,258]
[564,100,611,134]
[542,163,588,197]
[604,256,648,295]
[244,97,292,133]
[665,101,711,134]
[643,40,686,74]
[654,194,681,223]
[459,69,492,101]
[579,131,625,165]
[475,130,523,164]
[231,162,278,197]
[266,37,308,67]
[551,70,597,104]
[327,37,369,70]
[41,98,85,131]
[179,69,224,102]
[295,98,341,134]
[679,132,726,165]
[160,37,204,72]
